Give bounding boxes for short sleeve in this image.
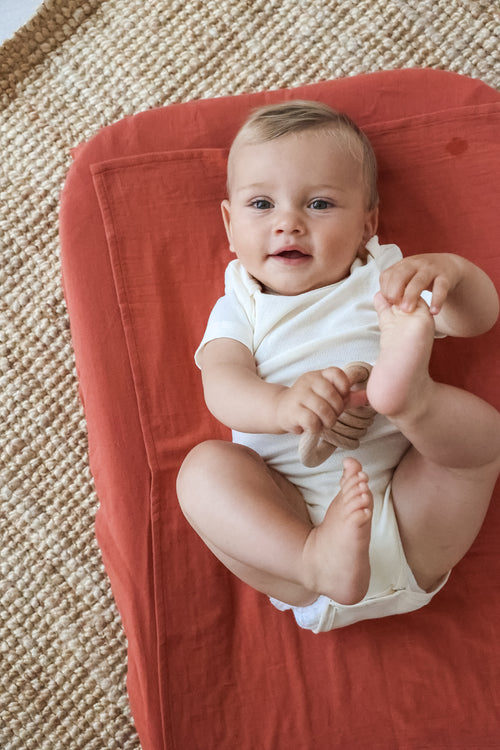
[194,291,254,367]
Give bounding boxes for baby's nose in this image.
[274,208,305,233]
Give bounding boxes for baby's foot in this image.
[367,292,435,419]
[303,458,372,605]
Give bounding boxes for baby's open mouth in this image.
[273,249,310,259]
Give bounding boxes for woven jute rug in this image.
[0,1,498,747]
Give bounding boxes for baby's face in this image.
[221,129,377,295]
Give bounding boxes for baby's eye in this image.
[250,198,273,210]
[309,199,333,210]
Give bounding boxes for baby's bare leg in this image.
[177,441,373,606]
[368,294,500,590]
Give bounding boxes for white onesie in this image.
[195,236,448,630]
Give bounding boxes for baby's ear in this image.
[363,206,379,242]
[221,200,235,252]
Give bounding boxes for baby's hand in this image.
[274,368,352,435]
[379,253,463,315]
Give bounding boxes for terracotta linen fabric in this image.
[60,69,500,750]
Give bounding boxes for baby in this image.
[177,100,500,632]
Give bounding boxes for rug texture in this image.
[0,1,498,747]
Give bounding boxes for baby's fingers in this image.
[428,275,450,315]
[303,378,347,428]
[395,270,437,312]
[302,369,352,430]
[320,366,352,398]
[296,397,338,434]
[398,272,450,314]
[379,262,416,307]
[284,370,348,434]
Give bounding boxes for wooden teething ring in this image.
[298,362,376,468]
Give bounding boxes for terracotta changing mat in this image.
[60,69,500,750]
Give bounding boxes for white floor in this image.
[0,0,43,44]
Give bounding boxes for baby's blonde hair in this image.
[227,100,379,210]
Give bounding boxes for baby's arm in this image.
[379,253,499,337]
[199,337,353,434]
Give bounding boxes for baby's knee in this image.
[176,440,257,512]
[177,440,220,504]
[179,439,250,474]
